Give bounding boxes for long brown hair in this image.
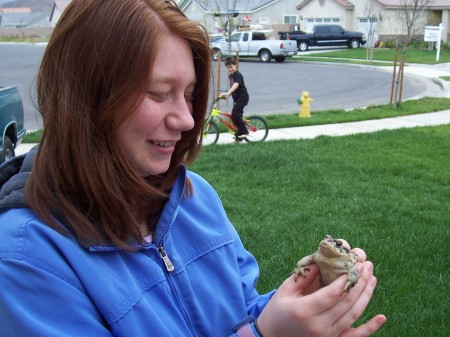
[26,0,211,247]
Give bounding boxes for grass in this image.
[189,124,450,337]
[293,47,450,64]
[264,97,450,129]
[0,36,48,43]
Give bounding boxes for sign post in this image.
[424,24,444,61]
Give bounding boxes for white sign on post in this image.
[424,24,444,61]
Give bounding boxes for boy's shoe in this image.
[237,134,248,139]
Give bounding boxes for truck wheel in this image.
[298,41,309,52]
[3,136,15,162]
[212,48,221,61]
[259,49,272,63]
[274,56,286,62]
[349,39,360,49]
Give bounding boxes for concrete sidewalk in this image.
[213,110,450,145]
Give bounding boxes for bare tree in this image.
[391,0,433,107]
[198,0,239,40]
[364,2,383,62]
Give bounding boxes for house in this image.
[0,11,51,28]
[295,0,450,44]
[179,0,449,44]
[178,0,304,37]
[0,0,54,37]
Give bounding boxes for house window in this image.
[284,15,298,24]
[332,18,340,22]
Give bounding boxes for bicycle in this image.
[202,97,269,145]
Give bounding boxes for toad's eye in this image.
[335,240,342,247]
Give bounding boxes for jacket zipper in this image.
[158,246,175,272]
[156,245,195,336]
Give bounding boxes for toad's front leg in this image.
[292,254,316,281]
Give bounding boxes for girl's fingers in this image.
[350,248,366,262]
[328,262,378,332]
[339,314,387,337]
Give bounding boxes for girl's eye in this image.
[147,92,169,102]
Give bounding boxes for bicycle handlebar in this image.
[213,96,226,103]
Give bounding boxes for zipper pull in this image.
[158,246,175,272]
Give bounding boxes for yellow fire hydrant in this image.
[298,91,314,118]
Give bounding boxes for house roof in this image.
[295,0,450,11]
[179,0,279,13]
[375,0,450,9]
[296,0,355,11]
[0,7,31,13]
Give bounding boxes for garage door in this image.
[304,17,340,32]
[357,18,378,47]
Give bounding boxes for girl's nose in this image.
[166,97,195,131]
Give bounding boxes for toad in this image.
[293,235,360,293]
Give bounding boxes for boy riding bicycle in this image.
[220,56,249,140]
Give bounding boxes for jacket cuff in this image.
[233,316,261,337]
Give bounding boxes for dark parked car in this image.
[0,86,26,163]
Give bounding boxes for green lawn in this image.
[264,97,450,129]
[293,47,450,64]
[190,124,450,336]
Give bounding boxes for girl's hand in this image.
[256,249,386,337]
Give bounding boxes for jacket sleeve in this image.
[231,225,276,318]
[0,257,113,337]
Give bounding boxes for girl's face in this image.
[117,34,196,177]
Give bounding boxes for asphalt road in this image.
[0,43,433,131]
[216,59,429,116]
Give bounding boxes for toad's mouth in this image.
[320,243,343,257]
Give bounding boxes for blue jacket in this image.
[0,149,275,336]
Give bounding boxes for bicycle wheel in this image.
[243,116,269,142]
[202,120,219,145]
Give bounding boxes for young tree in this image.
[391,0,433,107]
[364,2,383,62]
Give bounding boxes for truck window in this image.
[231,33,241,42]
[330,26,344,34]
[315,26,329,34]
[252,32,266,41]
[243,32,249,41]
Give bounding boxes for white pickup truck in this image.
[211,30,297,63]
